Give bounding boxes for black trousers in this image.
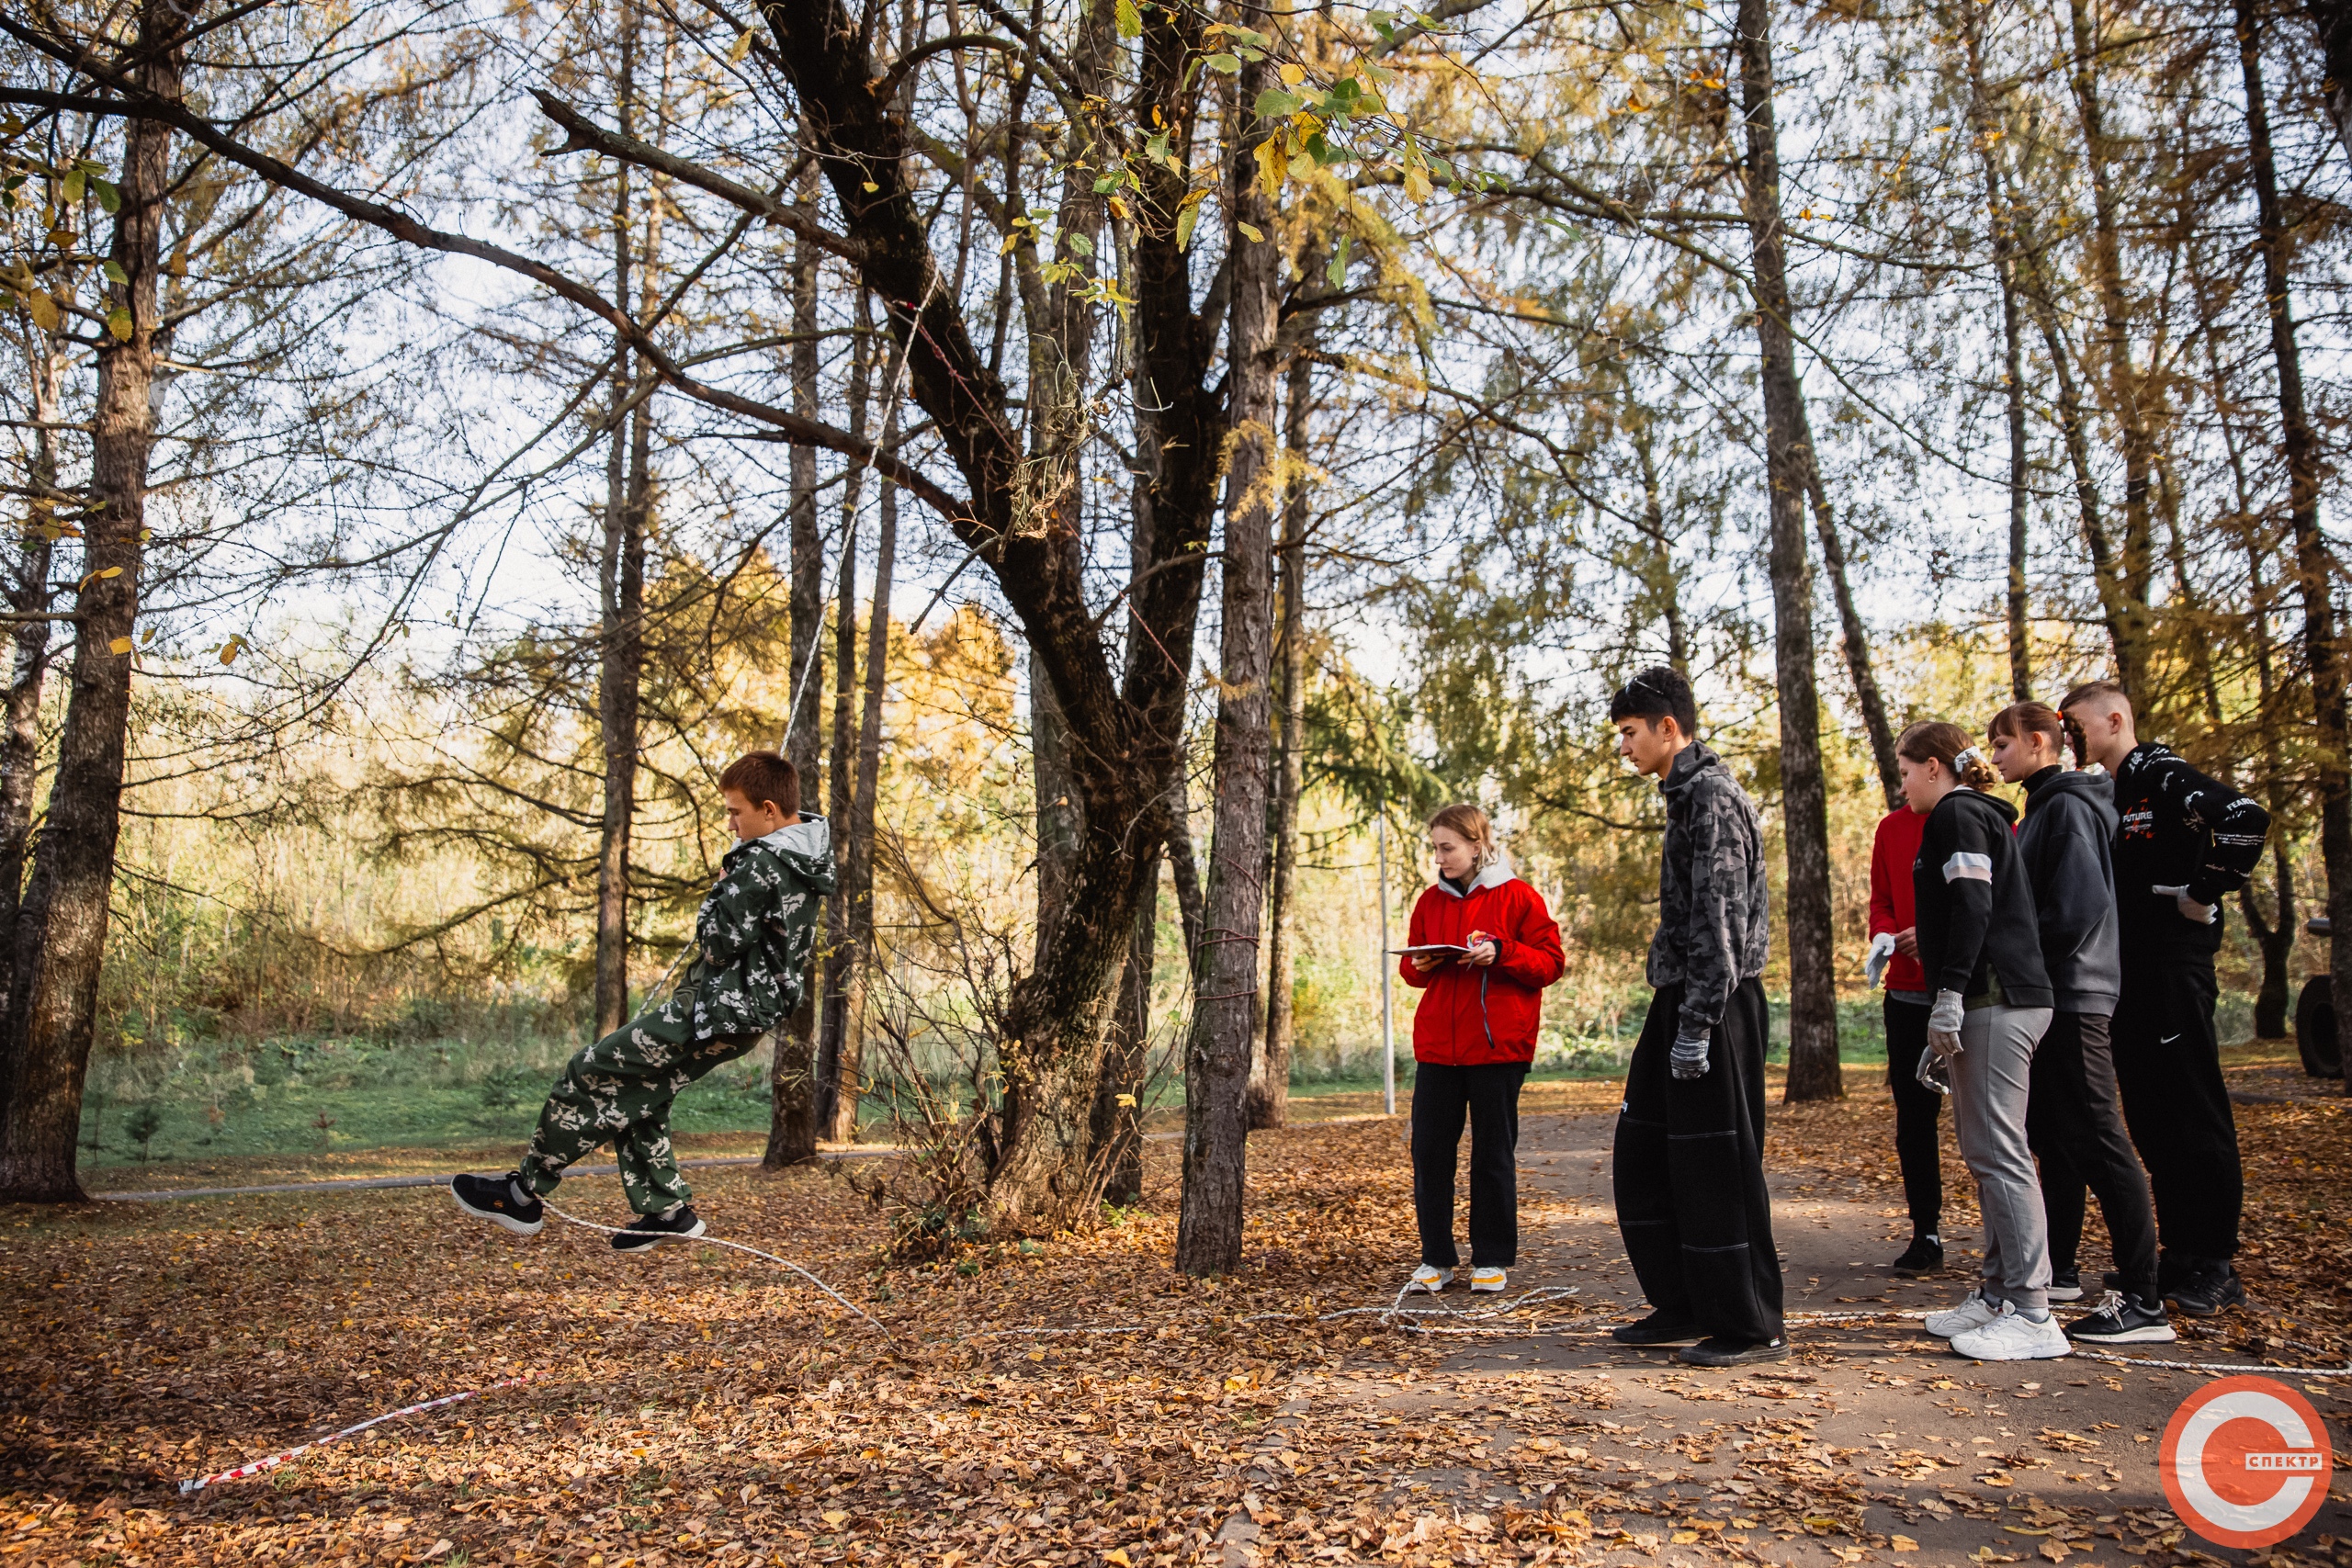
[2111,957,2241,1264]
[1883,995,1944,1236]
[1410,1060,1530,1268]
[2029,1011,2160,1301]
[1614,977,1783,1343]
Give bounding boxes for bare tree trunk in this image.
[765,175,825,1168]
[1960,6,2035,702]
[1091,848,1158,1207]
[1166,774,1205,967]
[1797,438,1898,808]
[1631,423,1688,671]
[0,338,62,1032]
[1248,351,1312,1132]
[0,0,183,1200]
[815,297,874,1140]
[2238,0,2352,1038]
[2067,0,2159,691]
[592,0,642,1039]
[1176,48,1283,1274]
[1733,0,1841,1103]
[839,409,896,1135]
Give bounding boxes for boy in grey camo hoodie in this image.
[452,752,835,1251]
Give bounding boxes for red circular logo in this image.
[2160,1376,2335,1550]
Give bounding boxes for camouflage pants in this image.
[519,995,763,1215]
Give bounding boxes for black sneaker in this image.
[1680,1336,1790,1367]
[2165,1261,2246,1317]
[2067,1294,2177,1344]
[451,1171,544,1236]
[611,1205,707,1253]
[2048,1268,2083,1303]
[1611,1312,1708,1346]
[1891,1235,1944,1275]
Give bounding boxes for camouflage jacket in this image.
[666,816,836,1040]
[1645,742,1770,1034]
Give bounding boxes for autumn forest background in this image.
[0,0,2345,1269]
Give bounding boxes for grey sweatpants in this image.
[1950,1002,2054,1314]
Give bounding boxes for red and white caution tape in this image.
[177,1372,546,1495]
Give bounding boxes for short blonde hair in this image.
[1427,803,1497,866]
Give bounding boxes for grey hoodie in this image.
[2016,767,2121,1017]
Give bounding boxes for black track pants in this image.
[1410,1060,1529,1269]
[2111,958,2241,1264]
[2027,1010,2159,1300]
[1613,977,1783,1343]
[1883,995,1943,1236]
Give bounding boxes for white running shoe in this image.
[1950,1303,2073,1361]
[1924,1289,2000,1338]
[1409,1264,1453,1293]
[1470,1266,1507,1292]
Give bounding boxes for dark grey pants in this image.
[2030,1010,2161,1303]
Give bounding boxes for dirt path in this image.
[1216,1107,2352,1566]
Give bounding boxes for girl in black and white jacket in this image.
[1899,721,2064,1363]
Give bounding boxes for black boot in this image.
[1610,1311,1708,1346]
[1891,1235,1944,1275]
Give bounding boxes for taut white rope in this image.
[539,1199,884,1330]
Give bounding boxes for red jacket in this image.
[1399,863,1566,1066]
[1868,807,1929,993]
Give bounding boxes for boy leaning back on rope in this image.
[451,752,835,1251]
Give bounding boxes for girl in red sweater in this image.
[1399,804,1566,1293]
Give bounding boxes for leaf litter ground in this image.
[7,1050,2352,1567]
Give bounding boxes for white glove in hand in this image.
[1864,931,1897,988]
[1670,1027,1712,1079]
[1927,988,1964,1035]
[1916,1044,1952,1095]
[2153,885,2217,925]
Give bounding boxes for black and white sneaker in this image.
[611,1205,707,1253]
[2047,1268,2084,1303]
[451,1171,544,1236]
[1891,1235,1944,1275]
[1681,1336,1789,1367]
[2068,1294,2177,1344]
[2165,1261,2246,1317]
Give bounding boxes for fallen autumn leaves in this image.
[2,1067,2346,1566]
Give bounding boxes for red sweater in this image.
[1868,807,1929,993]
[1398,866,1566,1066]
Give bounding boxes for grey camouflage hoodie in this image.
[678,815,837,1039]
[1646,741,1770,1034]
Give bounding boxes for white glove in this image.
[1927,987,1964,1065]
[1916,1044,1951,1095]
[2153,885,2217,925]
[1864,931,1897,988]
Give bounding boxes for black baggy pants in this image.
[1883,994,1944,1236]
[2029,1010,2160,1301]
[1614,977,1783,1343]
[1410,1060,1530,1269]
[2111,957,2241,1264]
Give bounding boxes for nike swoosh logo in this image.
[2160,1033,2181,1043]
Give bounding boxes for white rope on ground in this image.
[176,1373,547,1495]
[539,1199,885,1331]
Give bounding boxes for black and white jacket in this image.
[2109,741,2271,957]
[1912,786,2053,1010]
[1645,741,1770,1034]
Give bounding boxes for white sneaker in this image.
[1470,1266,1507,1292]
[1925,1289,1999,1338]
[1950,1303,2073,1361]
[1409,1264,1453,1293]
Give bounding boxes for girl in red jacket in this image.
[1400,804,1566,1293]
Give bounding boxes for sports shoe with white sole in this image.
[2067,1293,2177,1344]
[1924,1289,1999,1338]
[1950,1303,2072,1361]
[611,1205,707,1253]
[450,1171,544,1236]
[1408,1264,1453,1293]
[1469,1267,1507,1292]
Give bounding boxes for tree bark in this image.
[1733,0,1841,1103]
[2306,0,2352,173]
[816,297,874,1141]
[0,0,183,1201]
[1176,43,1283,1275]
[1090,847,1158,1207]
[0,335,62,1039]
[1249,349,1312,1131]
[840,410,897,1134]
[1960,6,2035,702]
[2238,0,2352,1043]
[765,171,825,1168]
[1631,422,1688,671]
